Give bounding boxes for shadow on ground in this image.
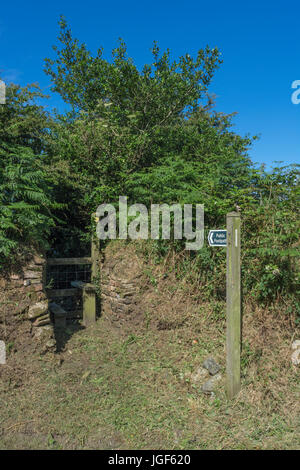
[54,322,85,353]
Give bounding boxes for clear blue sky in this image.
[1,0,299,168]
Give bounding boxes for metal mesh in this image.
[46,264,91,290]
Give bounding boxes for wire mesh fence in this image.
[46,264,91,290]
[46,263,92,315]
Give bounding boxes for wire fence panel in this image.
[46,264,91,290]
[46,261,92,315]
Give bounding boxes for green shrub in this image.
[0,144,60,269]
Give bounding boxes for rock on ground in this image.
[201,373,222,394]
[202,357,221,375]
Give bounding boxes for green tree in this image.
[44,18,253,214]
[44,18,299,315]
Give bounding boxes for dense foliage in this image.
[0,84,61,268]
[0,18,298,316]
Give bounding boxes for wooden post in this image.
[226,211,241,399]
[70,280,96,326]
[89,212,99,324]
[83,284,96,326]
[49,302,67,329]
[91,213,100,281]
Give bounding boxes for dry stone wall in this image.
[100,251,141,324]
[1,253,55,352]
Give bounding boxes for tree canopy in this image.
[0,18,298,312]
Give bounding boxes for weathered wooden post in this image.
[70,280,96,326]
[49,302,67,329]
[82,283,96,326]
[91,212,100,281]
[81,212,100,326]
[226,211,241,399]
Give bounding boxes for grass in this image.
[0,240,299,449]
[0,308,299,450]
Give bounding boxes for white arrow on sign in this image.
[208,229,227,246]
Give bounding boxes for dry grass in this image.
[0,240,299,449]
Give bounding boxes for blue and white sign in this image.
[208,229,227,246]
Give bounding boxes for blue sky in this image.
[0,0,299,168]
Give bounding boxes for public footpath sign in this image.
[208,229,227,246]
[208,213,241,399]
